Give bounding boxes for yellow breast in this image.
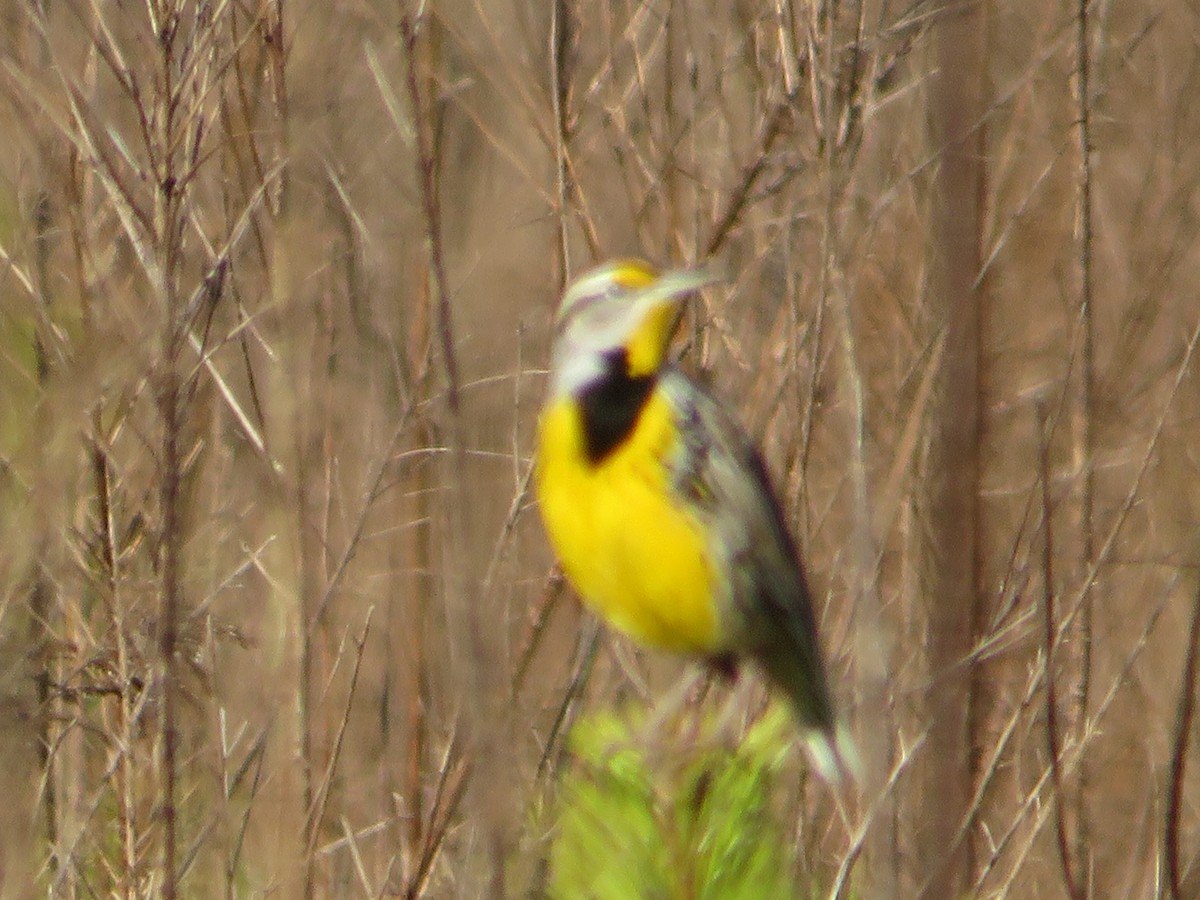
[535,391,723,653]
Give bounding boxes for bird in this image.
[534,258,854,782]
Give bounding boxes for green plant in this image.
[547,706,804,900]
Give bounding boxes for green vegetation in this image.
[548,708,803,899]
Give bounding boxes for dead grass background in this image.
[0,0,1198,896]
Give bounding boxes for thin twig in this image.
[401,11,460,416]
[1072,0,1097,880]
[536,619,601,781]
[305,609,376,862]
[703,94,794,258]
[512,567,567,699]
[1038,404,1081,900]
[550,0,573,283]
[1164,578,1200,900]
[403,723,472,899]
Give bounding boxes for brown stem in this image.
[1165,579,1200,900]
[1038,407,1081,900]
[1072,0,1097,880]
[703,96,793,259]
[153,6,186,896]
[921,2,988,894]
[402,11,460,416]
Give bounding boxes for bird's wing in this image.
[658,365,835,731]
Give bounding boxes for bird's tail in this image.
[804,721,861,785]
[754,635,855,782]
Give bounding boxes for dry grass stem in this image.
[0,1,1197,895]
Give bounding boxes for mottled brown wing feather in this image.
[659,366,836,733]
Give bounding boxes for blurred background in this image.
[0,0,1197,896]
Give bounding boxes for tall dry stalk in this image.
[921,1,988,895]
[1165,579,1200,899]
[1070,0,1097,883]
[148,8,188,894]
[1,0,1198,895]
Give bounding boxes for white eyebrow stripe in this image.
[555,288,609,333]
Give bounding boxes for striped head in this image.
[549,259,717,398]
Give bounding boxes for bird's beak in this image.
[643,265,722,308]
[619,263,722,377]
[644,264,721,337]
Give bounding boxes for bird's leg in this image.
[707,653,739,684]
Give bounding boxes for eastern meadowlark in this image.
[535,258,854,782]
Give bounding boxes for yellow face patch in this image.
[608,258,658,290]
[623,300,679,379]
[535,390,724,653]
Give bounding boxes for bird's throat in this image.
[577,350,657,463]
